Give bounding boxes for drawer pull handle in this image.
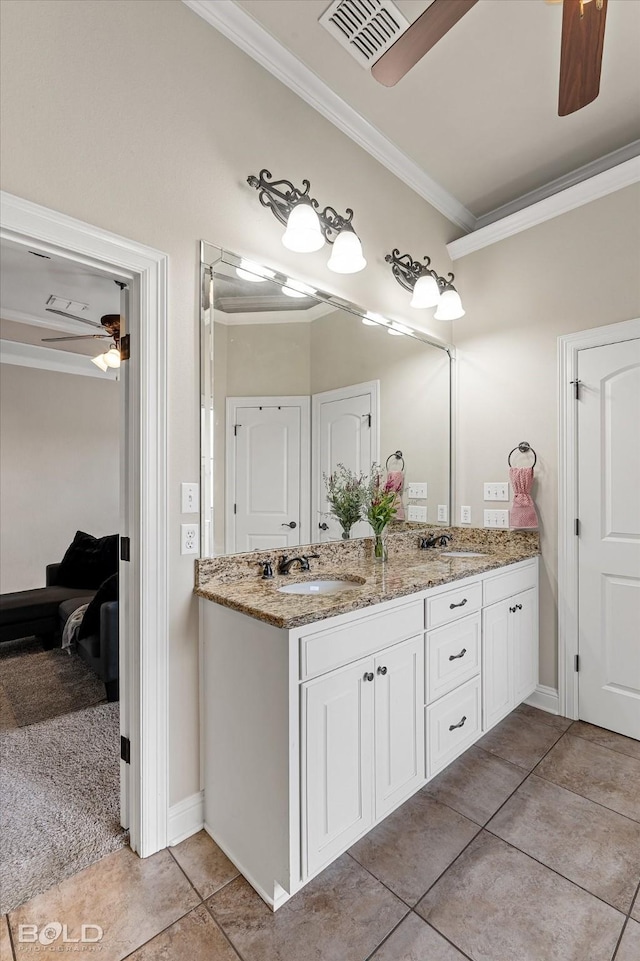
[363,672,374,682]
[377,665,388,676]
[449,715,467,732]
[449,598,468,609]
[448,648,467,661]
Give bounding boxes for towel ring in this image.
[386,450,405,471]
[508,441,537,468]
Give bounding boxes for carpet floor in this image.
[0,701,128,913]
[0,637,106,729]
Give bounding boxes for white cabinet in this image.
[482,562,539,731]
[302,635,424,877]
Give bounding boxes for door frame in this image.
[0,190,169,857]
[225,395,311,552]
[311,380,380,540]
[557,317,640,719]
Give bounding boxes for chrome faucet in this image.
[419,533,452,550]
[277,553,320,575]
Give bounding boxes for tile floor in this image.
[3,705,640,961]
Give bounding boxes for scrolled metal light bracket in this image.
[385,247,454,293]
[247,169,354,244]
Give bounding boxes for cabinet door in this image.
[482,600,513,730]
[302,657,374,879]
[374,636,425,819]
[513,588,538,704]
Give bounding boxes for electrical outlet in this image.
[460,505,471,524]
[181,482,199,514]
[437,504,448,523]
[407,482,428,499]
[484,509,509,529]
[181,523,199,554]
[484,482,509,501]
[407,505,427,522]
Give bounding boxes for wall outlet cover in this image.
[407,482,428,499]
[460,505,471,524]
[181,523,199,554]
[437,505,448,522]
[407,505,428,522]
[181,482,199,514]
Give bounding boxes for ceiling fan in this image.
[41,311,122,370]
[371,0,608,116]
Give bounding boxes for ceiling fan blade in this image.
[41,334,108,342]
[371,0,480,87]
[45,308,102,328]
[559,0,607,116]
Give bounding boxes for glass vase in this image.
[373,531,387,561]
[340,527,351,540]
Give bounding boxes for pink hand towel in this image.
[509,467,538,529]
[385,470,405,521]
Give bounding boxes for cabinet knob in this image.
[363,671,374,682]
[318,522,329,531]
[448,648,467,661]
[449,598,468,609]
[449,715,467,732]
[377,665,388,676]
[509,606,516,613]
[516,603,523,610]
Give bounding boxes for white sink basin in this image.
[440,551,487,558]
[278,579,362,595]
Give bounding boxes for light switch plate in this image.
[484,482,509,501]
[484,509,509,529]
[181,482,199,513]
[437,504,448,522]
[407,482,428,499]
[460,505,471,524]
[408,505,427,522]
[181,523,199,554]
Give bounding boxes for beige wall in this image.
[452,184,640,688]
[0,364,120,593]
[0,0,456,805]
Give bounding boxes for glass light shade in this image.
[235,259,275,283]
[104,347,121,368]
[388,322,411,336]
[434,288,465,321]
[91,352,109,372]
[281,278,316,299]
[326,227,367,274]
[410,273,440,309]
[362,311,384,326]
[281,201,324,253]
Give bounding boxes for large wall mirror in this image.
[200,242,452,557]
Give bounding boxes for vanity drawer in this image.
[426,581,482,630]
[426,613,481,704]
[300,601,424,680]
[426,676,481,778]
[483,560,537,606]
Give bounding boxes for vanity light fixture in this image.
[385,248,465,320]
[362,311,384,326]
[388,322,412,337]
[248,169,367,274]
[235,259,276,283]
[281,278,317,299]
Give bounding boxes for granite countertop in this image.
[195,529,540,630]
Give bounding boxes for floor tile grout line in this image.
[346,850,425,909]
[118,905,207,961]
[202,891,255,961]
[166,843,242,905]
[6,915,17,961]
[362,911,475,961]
[611,878,640,961]
[568,725,640,765]
[166,845,207,903]
[532,766,640,825]
[360,910,414,961]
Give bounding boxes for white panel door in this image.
[312,382,379,542]
[578,339,640,739]
[374,636,425,819]
[302,657,374,879]
[482,600,513,731]
[512,588,538,705]
[227,399,309,553]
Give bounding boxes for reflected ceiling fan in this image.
[371,0,608,116]
[41,311,122,370]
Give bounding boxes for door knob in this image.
[282,521,297,529]
[319,522,329,531]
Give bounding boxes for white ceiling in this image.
[0,239,123,352]
[229,0,640,220]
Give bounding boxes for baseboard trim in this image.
[203,822,292,910]
[168,791,204,846]
[525,685,560,716]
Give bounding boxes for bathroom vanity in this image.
[197,533,539,910]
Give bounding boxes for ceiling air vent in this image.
[319,0,409,69]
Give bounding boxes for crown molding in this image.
[0,305,98,335]
[182,0,476,232]
[0,338,118,379]
[475,140,640,229]
[447,156,640,261]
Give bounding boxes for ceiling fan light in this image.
[91,352,109,372]
[282,201,325,253]
[104,347,121,368]
[434,288,465,321]
[326,226,367,274]
[410,273,440,309]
